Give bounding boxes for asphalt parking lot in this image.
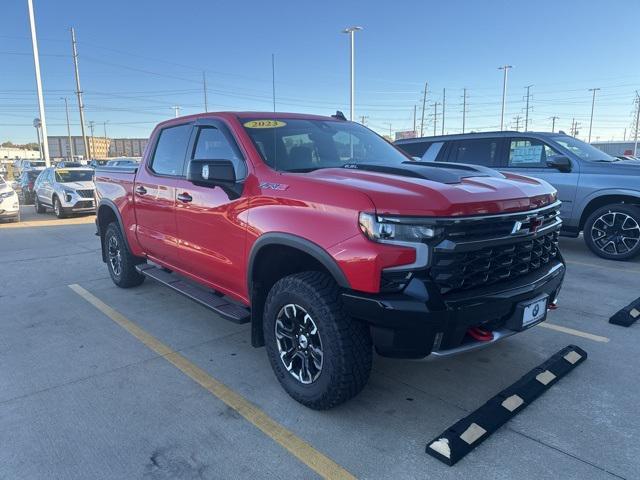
[1,206,639,480]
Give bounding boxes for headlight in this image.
[63,188,76,196]
[358,212,437,243]
[358,212,436,272]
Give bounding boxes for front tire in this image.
[584,204,640,260]
[104,222,145,288]
[34,196,45,213]
[263,271,372,410]
[53,196,66,219]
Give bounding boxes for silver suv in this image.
[396,132,640,260]
[34,167,96,218]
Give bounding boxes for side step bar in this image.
[136,264,250,324]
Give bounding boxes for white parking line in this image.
[538,322,610,343]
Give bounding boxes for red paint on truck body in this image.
[95,112,558,305]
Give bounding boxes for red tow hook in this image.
[467,326,494,342]
[548,301,559,310]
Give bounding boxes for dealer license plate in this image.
[522,297,548,327]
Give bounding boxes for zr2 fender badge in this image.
[260,182,288,191]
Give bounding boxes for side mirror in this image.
[546,155,572,172]
[187,159,236,187]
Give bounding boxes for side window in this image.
[192,127,246,179]
[150,124,192,176]
[508,138,559,168]
[448,139,499,166]
[397,141,429,158]
[421,141,444,162]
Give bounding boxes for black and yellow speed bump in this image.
[426,345,587,466]
[609,297,640,327]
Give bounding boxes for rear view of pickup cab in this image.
[95,112,565,409]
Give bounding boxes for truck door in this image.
[133,123,192,265]
[500,137,578,221]
[173,121,249,298]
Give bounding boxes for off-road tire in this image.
[104,222,145,288]
[263,271,372,410]
[584,204,640,260]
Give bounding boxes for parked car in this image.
[105,158,139,167]
[0,175,20,222]
[18,159,46,175]
[615,155,640,162]
[55,161,83,168]
[89,159,109,168]
[396,132,640,260]
[34,167,96,218]
[95,112,565,409]
[18,168,45,204]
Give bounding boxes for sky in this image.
[2,0,640,144]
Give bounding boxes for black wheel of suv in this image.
[263,271,372,410]
[104,222,146,288]
[584,204,640,260]
[53,196,66,219]
[34,196,45,213]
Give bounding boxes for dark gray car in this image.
[396,132,640,260]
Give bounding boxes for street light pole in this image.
[634,91,640,157]
[27,0,50,166]
[498,65,512,131]
[342,26,363,121]
[61,97,74,159]
[33,118,43,159]
[588,88,600,143]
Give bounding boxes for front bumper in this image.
[0,196,19,218]
[60,193,96,213]
[342,258,565,359]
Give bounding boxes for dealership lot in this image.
[1,207,639,479]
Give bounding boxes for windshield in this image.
[54,169,93,182]
[552,135,617,162]
[241,118,410,172]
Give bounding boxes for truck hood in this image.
[582,161,640,175]
[304,163,556,216]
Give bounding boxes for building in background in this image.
[48,136,111,159]
[591,141,639,157]
[0,146,40,160]
[394,130,417,141]
[109,138,148,157]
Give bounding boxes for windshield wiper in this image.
[592,159,618,163]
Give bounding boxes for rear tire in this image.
[584,204,640,260]
[104,222,145,288]
[263,271,372,410]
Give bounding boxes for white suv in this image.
[0,176,20,222]
[34,167,96,218]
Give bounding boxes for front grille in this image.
[77,189,94,198]
[428,204,562,294]
[74,200,94,209]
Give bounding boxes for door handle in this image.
[177,192,193,203]
[135,185,147,195]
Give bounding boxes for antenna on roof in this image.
[271,53,276,113]
[332,110,347,121]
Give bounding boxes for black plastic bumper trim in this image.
[425,344,587,466]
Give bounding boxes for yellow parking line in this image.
[69,284,355,480]
[538,322,610,343]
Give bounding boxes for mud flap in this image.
[426,344,587,466]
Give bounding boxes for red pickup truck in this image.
[95,112,565,409]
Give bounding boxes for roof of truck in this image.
[154,111,345,130]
